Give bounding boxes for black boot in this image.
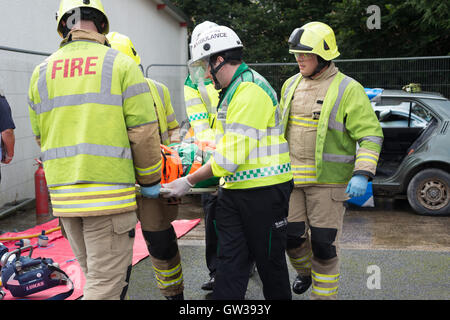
[249,262,257,277]
[201,276,215,291]
[292,275,312,294]
[165,293,184,300]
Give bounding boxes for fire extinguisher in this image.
[34,158,49,216]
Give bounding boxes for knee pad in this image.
[286,222,307,249]
[142,226,178,260]
[310,226,337,260]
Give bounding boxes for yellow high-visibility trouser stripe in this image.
[153,263,183,288]
[312,285,338,296]
[290,252,312,269]
[312,270,340,283]
[153,264,182,277]
[155,273,183,288]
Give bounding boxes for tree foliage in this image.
[172,0,449,62]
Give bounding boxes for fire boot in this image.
[292,274,312,294]
[165,292,184,300]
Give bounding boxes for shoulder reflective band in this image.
[30,49,148,115]
[327,76,353,132]
[281,73,302,126]
[153,80,166,109]
[123,82,150,100]
[41,143,132,162]
[197,82,213,114]
[283,73,302,103]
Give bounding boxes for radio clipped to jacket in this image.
[0,243,73,300]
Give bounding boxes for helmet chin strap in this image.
[306,58,330,79]
[209,59,228,90]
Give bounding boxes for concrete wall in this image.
[0,0,188,207]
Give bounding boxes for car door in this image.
[373,97,430,178]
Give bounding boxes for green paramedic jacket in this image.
[28,32,162,188]
[280,71,384,184]
[210,63,293,189]
[184,75,219,142]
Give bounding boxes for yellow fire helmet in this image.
[56,0,109,38]
[288,21,340,61]
[106,32,141,65]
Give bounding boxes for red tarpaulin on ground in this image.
[0,218,200,300]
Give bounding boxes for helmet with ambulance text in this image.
[189,21,218,55]
[288,21,340,61]
[56,0,109,38]
[107,32,141,65]
[190,25,243,65]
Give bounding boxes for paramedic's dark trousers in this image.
[202,193,219,278]
[213,180,293,300]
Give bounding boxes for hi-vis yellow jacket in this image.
[280,71,383,184]
[146,78,179,145]
[28,30,161,217]
[184,75,219,142]
[210,63,293,189]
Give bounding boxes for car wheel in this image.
[407,168,450,216]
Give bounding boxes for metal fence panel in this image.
[249,56,450,99]
[146,64,189,121]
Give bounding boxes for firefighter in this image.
[106,31,184,300]
[280,22,383,299]
[184,20,221,291]
[28,0,162,300]
[163,25,294,300]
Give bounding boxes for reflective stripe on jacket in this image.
[184,75,219,142]
[146,78,179,145]
[280,71,383,184]
[210,63,292,189]
[28,30,161,216]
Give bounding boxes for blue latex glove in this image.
[345,175,368,198]
[140,183,161,199]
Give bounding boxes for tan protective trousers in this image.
[136,196,183,297]
[286,186,347,300]
[60,211,137,300]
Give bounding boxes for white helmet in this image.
[190,25,243,65]
[190,21,218,49]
